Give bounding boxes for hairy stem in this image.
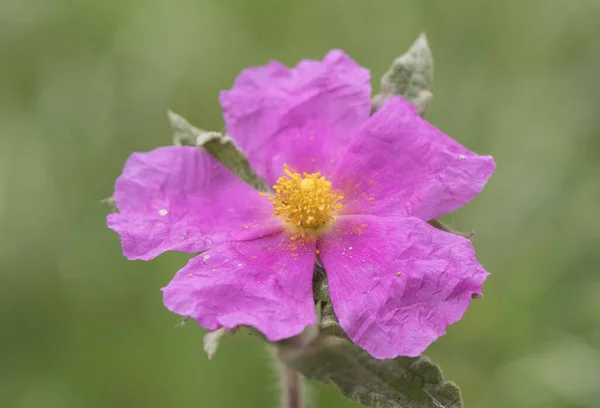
[281,364,303,408]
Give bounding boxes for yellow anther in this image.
[269,164,342,231]
[300,178,315,191]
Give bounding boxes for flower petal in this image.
[107,146,279,260]
[220,50,371,184]
[318,215,488,359]
[162,231,317,340]
[332,96,496,221]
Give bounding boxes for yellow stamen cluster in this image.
[269,165,343,231]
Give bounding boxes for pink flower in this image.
[107,51,495,359]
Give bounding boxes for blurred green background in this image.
[2,0,600,407]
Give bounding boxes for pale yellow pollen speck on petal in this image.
[262,164,343,236]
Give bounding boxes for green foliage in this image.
[168,111,271,192]
[203,328,234,360]
[373,34,433,115]
[279,334,461,408]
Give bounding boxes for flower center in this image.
[268,164,343,230]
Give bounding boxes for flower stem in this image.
[281,364,303,408]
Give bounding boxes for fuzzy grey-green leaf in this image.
[373,33,434,115]
[203,328,234,360]
[101,196,117,213]
[312,268,347,338]
[428,219,474,239]
[167,110,271,192]
[278,335,461,408]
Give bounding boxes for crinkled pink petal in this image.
[220,50,371,184]
[332,96,496,221]
[162,231,317,340]
[317,215,488,359]
[107,146,280,260]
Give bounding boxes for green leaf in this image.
[428,219,474,239]
[312,264,330,304]
[203,328,235,360]
[100,196,117,212]
[373,33,434,116]
[312,267,347,338]
[167,110,271,192]
[278,334,462,408]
